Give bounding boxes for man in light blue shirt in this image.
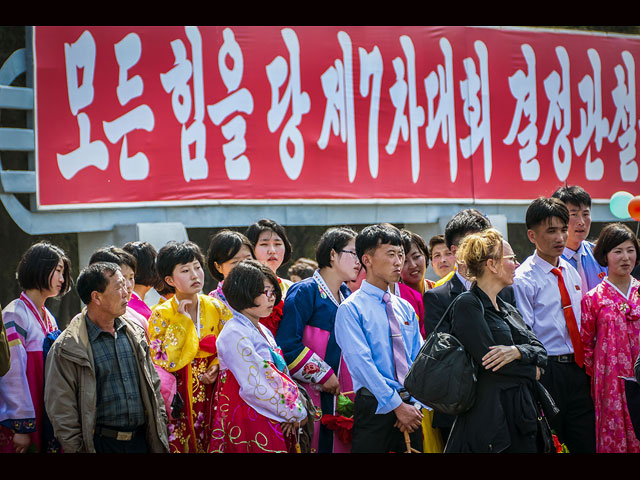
[513,197,595,453]
[552,185,607,293]
[335,223,424,453]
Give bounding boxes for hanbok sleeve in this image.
[0,306,36,433]
[147,303,199,373]
[0,310,10,377]
[580,290,598,377]
[218,323,307,424]
[277,283,333,385]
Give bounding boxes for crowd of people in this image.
[1,184,639,454]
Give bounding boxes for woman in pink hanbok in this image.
[581,223,640,453]
[0,242,71,453]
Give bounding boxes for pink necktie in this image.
[382,292,409,384]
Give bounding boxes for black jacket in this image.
[443,286,547,453]
[422,274,518,430]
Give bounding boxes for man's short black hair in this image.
[593,222,640,267]
[315,227,358,269]
[76,262,120,305]
[156,241,205,293]
[89,246,137,273]
[222,259,282,312]
[123,241,160,288]
[16,241,72,296]
[206,230,256,282]
[444,209,492,249]
[245,219,293,265]
[355,223,403,266]
[551,185,592,209]
[525,197,570,230]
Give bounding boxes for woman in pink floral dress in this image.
[581,223,640,453]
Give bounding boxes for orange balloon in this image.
[628,195,640,221]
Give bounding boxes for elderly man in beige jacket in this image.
[44,262,169,453]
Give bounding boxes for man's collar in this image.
[563,241,586,259]
[360,279,391,299]
[455,269,472,291]
[85,313,125,341]
[532,250,565,274]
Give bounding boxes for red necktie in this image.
[550,267,584,368]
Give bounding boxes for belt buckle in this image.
[557,354,573,363]
[116,431,133,441]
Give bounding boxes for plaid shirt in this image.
[86,315,146,430]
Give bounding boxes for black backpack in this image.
[404,291,480,416]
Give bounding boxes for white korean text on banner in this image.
[33,26,640,209]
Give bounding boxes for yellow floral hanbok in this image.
[149,294,232,453]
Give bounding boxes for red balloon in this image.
[628,196,640,221]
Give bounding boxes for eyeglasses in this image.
[503,254,518,263]
[340,249,359,259]
[263,288,276,299]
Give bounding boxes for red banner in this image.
[33,26,640,209]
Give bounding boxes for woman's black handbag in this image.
[534,381,560,453]
[404,292,479,416]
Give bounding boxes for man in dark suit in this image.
[423,209,517,443]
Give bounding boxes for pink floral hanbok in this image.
[581,277,640,453]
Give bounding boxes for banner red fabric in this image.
[33,26,640,208]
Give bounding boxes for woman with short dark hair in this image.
[245,219,294,336]
[0,241,71,453]
[209,259,307,453]
[205,229,255,308]
[276,226,360,453]
[581,222,640,453]
[122,241,161,320]
[397,229,434,338]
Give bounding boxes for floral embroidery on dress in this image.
[581,278,640,453]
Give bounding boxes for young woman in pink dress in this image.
[397,229,435,339]
[0,242,71,453]
[581,223,640,453]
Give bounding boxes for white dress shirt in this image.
[513,250,582,356]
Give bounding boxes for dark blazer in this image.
[444,286,547,453]
[422,274,518,430]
